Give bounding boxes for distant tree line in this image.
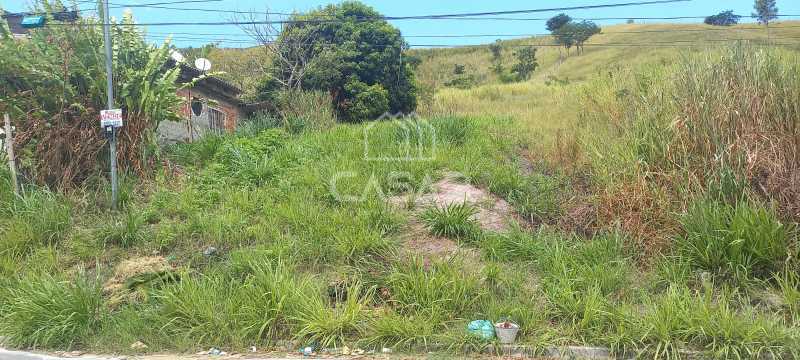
[704,10,741,26]
[547,14,601,55]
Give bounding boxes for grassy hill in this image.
[413,21,800,88]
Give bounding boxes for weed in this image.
[293,283,371,349]
[421,202,480,240]
[365,311,440,350]
[387,258,487,317]
[95,209,149,248]
[775,267,800,325]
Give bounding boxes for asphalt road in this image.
[0,349,114,360]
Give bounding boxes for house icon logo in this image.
[363,112,437,162]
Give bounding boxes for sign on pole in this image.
[100,109,124,128]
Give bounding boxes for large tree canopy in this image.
[267,1,417,122]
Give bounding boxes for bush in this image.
[0,272,103,349]
[678,199,791,278]
[421,202,480,240]
[342,79,390,121]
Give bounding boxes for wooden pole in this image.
[4,113,19,196]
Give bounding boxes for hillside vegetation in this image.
[1,19,800,359]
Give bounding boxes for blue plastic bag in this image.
[467,320,495,340]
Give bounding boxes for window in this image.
[208,107,226,134]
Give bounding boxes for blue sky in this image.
[3,0,800,48]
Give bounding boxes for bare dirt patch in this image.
[392,172,520,233]
[390,172,520,261]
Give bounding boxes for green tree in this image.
[488,39,504,75]
[510,47,539,81]
[555,20,601,55]
[704,10,742,26]
[267,1,417,122]
[753,0,778,25]
[546,13,572,32]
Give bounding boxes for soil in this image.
[389,172,520,263]
[391,172,520,233]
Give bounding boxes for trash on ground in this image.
[301,346,314,356]
[207,347,226,356]
[203,246,218,257]
[494,320,520,344]
[129,341,148,350]
[467,319,495,340]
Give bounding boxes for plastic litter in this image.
[207,347,226,356]
[467,319,495,340]
[302,346,314,356]
[203,246,218,257]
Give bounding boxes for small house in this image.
[158,58,263,144]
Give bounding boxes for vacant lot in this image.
[1,22,800,360]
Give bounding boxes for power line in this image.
[45,0,694,26]
[141,33,800,47]
[141,24,800,41]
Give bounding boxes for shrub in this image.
[677,199,791,278]
[421,202,480,240]
[342,79,390,121]
[704,10,741,26]
[0,272,103,349]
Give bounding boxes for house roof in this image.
[167,58,244,105]
[1,10,79,35]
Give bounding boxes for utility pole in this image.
[102,0,119,210]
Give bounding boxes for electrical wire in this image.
[46,0,698,26]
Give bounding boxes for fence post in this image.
[4,113,20,196]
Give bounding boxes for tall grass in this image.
[0,272,103,349]
[678,199,790,279]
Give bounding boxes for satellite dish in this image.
[195,58,212,72]
[170,50,185,63]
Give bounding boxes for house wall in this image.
[156,87,243,145]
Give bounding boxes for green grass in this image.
[421,202,480,240]
[0,272,103,349]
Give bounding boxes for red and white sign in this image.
[100,109,124,128]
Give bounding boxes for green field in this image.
[1,21,800,359]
